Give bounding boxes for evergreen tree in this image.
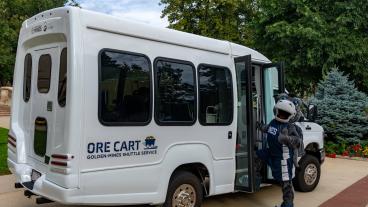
[310,68,368,144]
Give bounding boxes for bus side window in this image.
[154,58,196,125]
[23,53,32,102]
[198,64,233,125]
[58,48,67,107]
[98,49,152,125]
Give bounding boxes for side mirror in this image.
[307,104,317,122]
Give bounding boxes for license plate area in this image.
[31,169,41,181]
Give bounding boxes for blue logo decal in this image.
[144,136,158,150]
[86,136,158,160]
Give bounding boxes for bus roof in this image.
[80,7,270,62]
[23,6,270,63]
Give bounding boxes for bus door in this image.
[234,55,255,192]
[262,62,285,180]
[263,62,285,123]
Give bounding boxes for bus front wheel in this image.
[293,154,321,192]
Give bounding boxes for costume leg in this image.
[254,153,264,174]
[254,151,267,190]
[281,181,294,207]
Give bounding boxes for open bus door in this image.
[262,62,285,180]
[234,55,255,192]
[234,57,285,191]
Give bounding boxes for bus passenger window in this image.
[23,53,32,102]
[198,64,233,125]
[37,54,52,93]
[99,50,151,125]
[154,58,196,125]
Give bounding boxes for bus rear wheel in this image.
[163,171,203,207]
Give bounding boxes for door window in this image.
[58,48,67,107]
[234,55,255,192]
[198,64,233,125]
[34,117,47,157]
[37,54,52,93]
[263,65,282,123]
[23,54,32,102]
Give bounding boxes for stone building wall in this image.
[0,87,12,106]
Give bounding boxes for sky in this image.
[77,0,169,28]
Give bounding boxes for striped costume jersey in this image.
[257,119,295,182]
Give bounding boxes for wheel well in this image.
[305,143,321,163]
[171,163,210,196]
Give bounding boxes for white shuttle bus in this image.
[7,7,325,206]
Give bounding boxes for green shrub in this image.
[0,127,10,175]
[325,141,338,154]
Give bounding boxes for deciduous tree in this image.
[160,0,255,46]
[253,0,368,95]
[0,0,78,86]
[160,0,368,95]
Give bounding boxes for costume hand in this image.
[256,121,263,130]
[278,128,290,144]
[256,121,268,132]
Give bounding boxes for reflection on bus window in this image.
[58,48,67,107]
[99,50,151,125]
[198,65,233,125]
[155,59,196,125]
[23,53,32,102]
[37,54,52,93]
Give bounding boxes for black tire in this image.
[293,154,321,192]
[162,171,203,207]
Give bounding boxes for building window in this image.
[58,48,67,107]
[37,54,52,93]
[198,64,233,125]
[99,49,152,125]
[154,58,196,125]
[23,53,32,102]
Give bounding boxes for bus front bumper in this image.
[320,148,325,164]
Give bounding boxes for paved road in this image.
[0,116,10,129]
[1,158,367,207]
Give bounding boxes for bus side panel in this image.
[79,144,214,204]
[80,13,237,203]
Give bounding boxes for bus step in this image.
[36,197,54,204]
[15,183,23,189]
[260,183,272,188]
[24,190,36,198]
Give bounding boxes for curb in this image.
[334,155,368,162]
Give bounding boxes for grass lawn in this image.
[0,127,10,175]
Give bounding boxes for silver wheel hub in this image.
[172,184,196,207]
[304,163,318,185]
